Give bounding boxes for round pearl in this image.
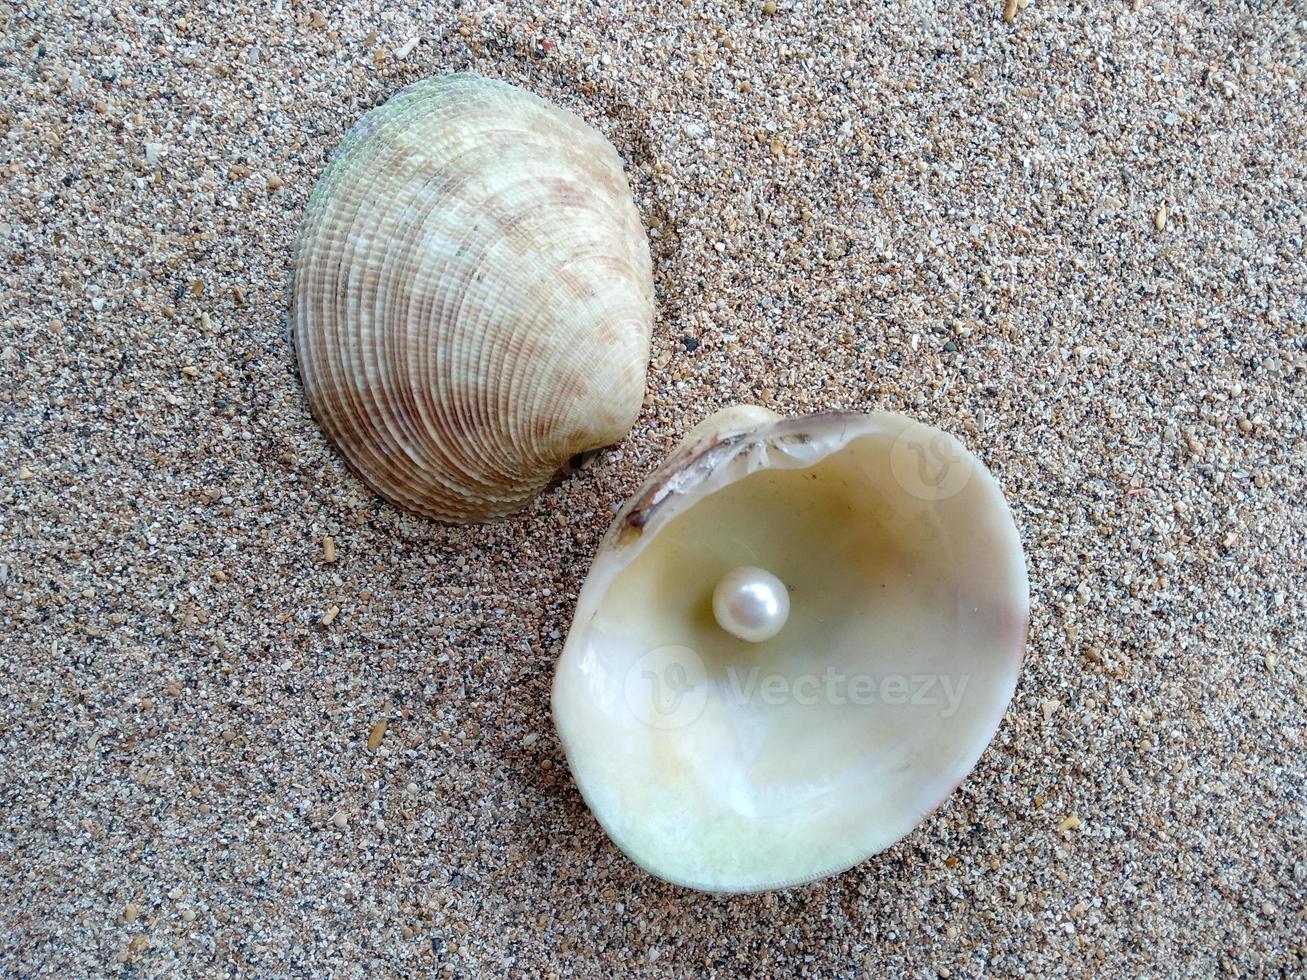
[712,566,790,643]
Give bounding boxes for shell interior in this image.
[553,411,1029,892]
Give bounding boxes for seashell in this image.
[552,406,1029,892]
[293,74,653,522]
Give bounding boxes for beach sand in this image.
[1,0,1303,974]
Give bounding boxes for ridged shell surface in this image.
[293,74,653,522]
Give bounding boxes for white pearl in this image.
[712,566,790,643]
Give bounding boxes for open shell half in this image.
[552,407,1029,892]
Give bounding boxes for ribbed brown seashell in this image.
[293,73,654,522]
